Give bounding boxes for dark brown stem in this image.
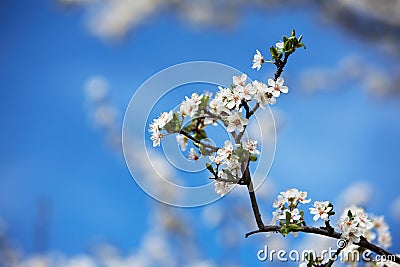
[245,225,400,265]
[235,53,290,144]
[235,103,259,143]
[242,168,265,229]
[202,109,227,125]
[274,52,291,81]
[179,129,218,152]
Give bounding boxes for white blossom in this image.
[278,208,301,223]
[209,140,233,165]
[242,83,253,101]
[341,225,363,244]
[268,77,289,98]
[157,110,173,128]
[225,87,244,110]
[226,112,249,132]
[209,87,232,115]
[378,230,392,248]
[214,180,233,196]
[280,188,311,205]
[373,216,389,233]
[148,110,174,147]
[149,126,162,147]
[309,201,332,222]
[251,49,264,71]
[372,216,392,248]
[176,134,188,151]
[209,98,230,116]
[242,138,260,154]
[180,93,202,117]
[203,116,218,126]
[273,195,286,209]
[252,80,276,108]
[188,148,199,161]
[354,210,373,229]
[232,74,247,87]
[338,206,375,245]
[223,156,242,179]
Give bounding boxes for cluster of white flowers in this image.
[209,141,242,186]
[339,206,392,247]
[309,201,332,222]
[149,33,301,199]
[272,188,311,225]
[209,140,233,165]
[337,206,373,245]
[149,50,291,146]
[149,110,173,147]
[242,138,260,155]
[335,206,394,267]
[214,180,234,196]
[179,93,203,118]
[208,138,261,196]
[373,215,392,248]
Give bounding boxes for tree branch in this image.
[241,167,265,229]
[179,129,218,152]
[274,52,291,81]
[234,52,290,144]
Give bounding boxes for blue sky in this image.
[0,0,399,265]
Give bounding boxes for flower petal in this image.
[268,78,275,87]
[280,86,289,93]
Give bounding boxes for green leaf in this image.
[164,115,178,134]
[284,40,291,52]
[290,29,296,37]
[280,225,289,236]
[199,96,210,109]
[287,224,302,231]
[296,43,306,49]
[173,113,181,131]
[285,211,291,226]
[270,46,278,58]
[298,35,303,42]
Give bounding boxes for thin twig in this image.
[235,103,260,143]
[179,129,218,152]
[274,52,291,81]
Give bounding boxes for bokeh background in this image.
[0,0,400,266]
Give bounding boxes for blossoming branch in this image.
[148,30,399,267]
